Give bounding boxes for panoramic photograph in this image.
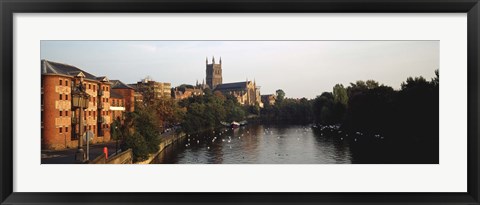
[40,41,439,164]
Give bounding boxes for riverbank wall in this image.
[136,132,186,164]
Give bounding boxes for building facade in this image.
[133,78,171,100]
[172,82,203,100]
[110,80,135,112]
[261,94,276,106]
[204,57,263,107]
[41,60,117,150]
[206,56,222,89]
[215,80,263,107]
[110,91,126,122]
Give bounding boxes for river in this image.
[151,124,366,164]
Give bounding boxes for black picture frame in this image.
[1,0,479,204]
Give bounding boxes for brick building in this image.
[110,80,135,112]
[261,94,276,106]
[41,60,119,150]
[135,78,171,99]
[110,91,126,122]
[172,84,203,100]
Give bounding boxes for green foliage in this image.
[333,84,348,106]
[121,103,161,162]
[312,92,336,124]
[110,118,122,140]
[123,132,149,162]
[261,97,313,123]
[275,89,285,104]
[179,91,246,133]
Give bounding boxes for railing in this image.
[89,149,133,164]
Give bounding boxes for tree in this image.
[312,92,335,124]
[333,84,348,106]
[275,89,285,104]
[120,103,161,162]
[432,69,439,87]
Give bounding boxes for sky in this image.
[41,41,439,99]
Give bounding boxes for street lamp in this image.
[72,77,90,163]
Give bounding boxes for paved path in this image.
[41,141,120,164]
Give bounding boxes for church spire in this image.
[206,57,208,64]
[212,56,215,64]
[219,57,222,64]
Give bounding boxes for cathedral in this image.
[205,57,263,108]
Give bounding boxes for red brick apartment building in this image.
[110,80,135,113]
[41,60,130,150]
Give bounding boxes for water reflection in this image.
[153,124,357,164]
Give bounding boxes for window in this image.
[89,111,91,116]
[93,85,96,90]
[59,110,62,116]
[88,84,91,89]
[93,125,96,132]
[84,126,87,131]
[93,97,96,105]
[103,86,105,91]
[59,79,62,85]
[66,81,69,86]
[65,127,69,132]
[65,111,69,116]
[59,94,62,100]
[65,95,68,100]
[59,127,62,133]
[89,125,91,130]
[93,111,96,118]
[107,87,109,91]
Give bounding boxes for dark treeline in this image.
[261,70,439,163]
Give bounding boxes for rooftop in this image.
[215,81,251,91]
[41,59,100,81]
[110,80,134,90]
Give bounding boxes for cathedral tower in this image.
[206,56,222,89]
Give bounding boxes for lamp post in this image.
[115,125,118,155]
[73,77,89,163]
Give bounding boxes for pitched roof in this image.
[41,60,99,81]
[128,84,139,91]
[110,90,124,99]
[215,81,250,91]
[110,80,134,90]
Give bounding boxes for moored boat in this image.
[231,121,240,128]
